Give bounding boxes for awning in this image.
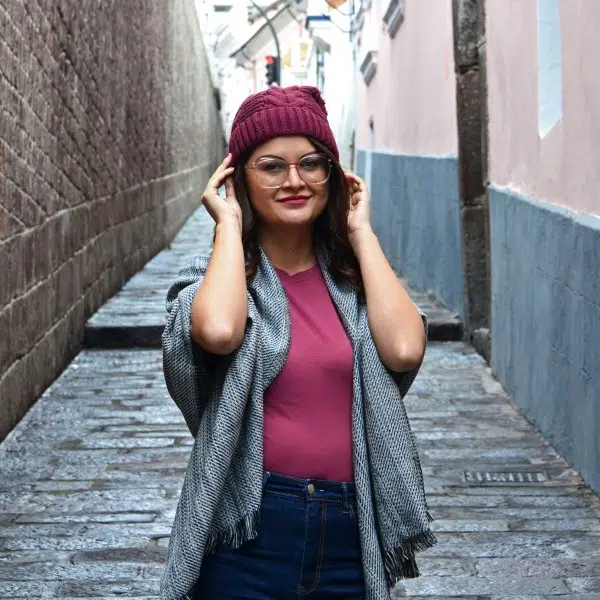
[229,2,306,66]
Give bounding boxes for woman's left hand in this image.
[345,171,373,244]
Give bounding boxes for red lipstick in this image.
[279,196,310,205]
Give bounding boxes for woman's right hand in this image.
[201,155,242,229]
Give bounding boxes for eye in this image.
[257,159,286,173]
[300,156,326,170]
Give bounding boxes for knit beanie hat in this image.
[228,85,339,165]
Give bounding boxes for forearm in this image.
[352,229,426,372]
[190,218,248,354]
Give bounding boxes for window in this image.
[537,0,563,137]
[214,5,232,12]
[359,50,377,85]
[382,0,405,38]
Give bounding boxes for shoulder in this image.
[190,251,213,271]
[175,251,213,279]
[165,252,213,309]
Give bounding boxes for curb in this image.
[83,318,463,349]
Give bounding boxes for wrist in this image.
[216,215,242,237]
[350,228,378,265]
[349,226,376,251]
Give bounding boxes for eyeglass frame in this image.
[243,154,333,189]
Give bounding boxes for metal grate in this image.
[464,471,549,484]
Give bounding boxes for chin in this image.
[273,206,317,225]
[278,215,315,228]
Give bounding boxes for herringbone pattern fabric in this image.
[160,249,436,600]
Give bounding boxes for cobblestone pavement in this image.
[1,207,599,599]
[84,208,462,347]
[84,208,215,347]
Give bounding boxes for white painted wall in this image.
[197,0,356,165]
[354,0,458,156]
[196,0,253,138]
[487,0,600,216]
[306,0,356,167]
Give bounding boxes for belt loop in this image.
[262,471,271,491]
[342,482,350,511]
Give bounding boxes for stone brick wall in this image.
[0,0,225,440]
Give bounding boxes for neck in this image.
[258,224,316,274]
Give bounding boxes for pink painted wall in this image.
[355,0,457,156]
[487,0,600,216]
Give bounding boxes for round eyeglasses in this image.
[245,154,332,189]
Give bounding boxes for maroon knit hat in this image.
[228,85,339,165]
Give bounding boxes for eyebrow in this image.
[255,151,321,161]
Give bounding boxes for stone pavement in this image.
[83,208,215,348]
[84,208,462,348]
[1,208,600,599]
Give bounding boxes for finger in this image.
[224,176,235,199]
[213,166,232,183]
[222,166,235,178]
[346,175,365,192]
[213,155,233,178]
[211,167,234,189]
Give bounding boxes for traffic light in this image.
[265,55,279,86]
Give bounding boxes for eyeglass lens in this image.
[254,155,330,187]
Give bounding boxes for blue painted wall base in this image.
[490,186,600,494]
[355,149,464,318]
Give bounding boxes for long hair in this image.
[231,137,363,293]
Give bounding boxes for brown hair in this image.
[232,137,363,293]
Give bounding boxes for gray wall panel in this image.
[355,150,366,180]
[490,187,600,493]
[356,149,464,318]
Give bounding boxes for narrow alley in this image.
[2,0,600,598]
[1,209,599,599]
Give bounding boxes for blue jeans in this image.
[193,472,366,599]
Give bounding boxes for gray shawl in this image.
[160,248,436,600]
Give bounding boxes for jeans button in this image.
[307,483,315,495]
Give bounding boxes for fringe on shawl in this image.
[204,510,261,557]
[383,528,438,586]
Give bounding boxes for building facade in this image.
[353,0,600,493]
[354,0,465,317]
[486,0,600,492]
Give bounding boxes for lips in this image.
[279,196,310,205]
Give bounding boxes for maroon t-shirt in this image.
[263,264,354,482]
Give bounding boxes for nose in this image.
[282,164,304,189]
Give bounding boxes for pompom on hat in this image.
[228,85,339,165]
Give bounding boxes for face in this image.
[244,136,330,229]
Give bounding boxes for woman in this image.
[161,86,435,600]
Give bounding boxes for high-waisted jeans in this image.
[193,472,366,599]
